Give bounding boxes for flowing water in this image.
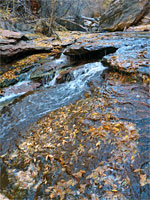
[0,60,106,153]
[0,53,149,199]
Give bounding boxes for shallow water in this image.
[0,32,150,199]
[0,60,106,153]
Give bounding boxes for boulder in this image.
[137,2,150,25]
[99,0,149,31]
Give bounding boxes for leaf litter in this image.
[1,71,150,199]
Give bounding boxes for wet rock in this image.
[30,68,54,81]
[99,0,149,31]
[65,44,117,58]
[56,69,74,84]
[0,78,18,88]
[60,37,76,47]
[0,163,9,189]
[14,163,38,189]
[0,160,9,189]
[64,38,118,57]
[2,81,41,97]
[137,2,150,25]
[64,31,150,77]
[102,32,150,76]
[0,39,17,45]
[31,54,75,80]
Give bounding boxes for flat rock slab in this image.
[102,32,150,76]
[0,29,52,64]
[64,31,150,76]
[0,29,28,40]
[64,32,132,56]
[99,0,149,31]
[1,81,41,99]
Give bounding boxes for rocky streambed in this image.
[0,30,150,199]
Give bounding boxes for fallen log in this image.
[55,17,87,32]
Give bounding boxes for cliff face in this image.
[99,0,150,31]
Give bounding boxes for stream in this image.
[0,36,150,199]
[0,59,106,153]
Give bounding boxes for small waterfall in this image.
[43,71,59,87]
[68,62,106,91]
[19,64,40,81]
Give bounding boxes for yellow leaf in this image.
[131,156,134,160]
[73,132,76,138]
[115,123,122,128]
[112,189,118,193]
[134,169,141,173]
[113,127,120,132]
[62,140,67,145]
[103,125,110,130]
[140,174,147,186]
[96,141,101,147]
